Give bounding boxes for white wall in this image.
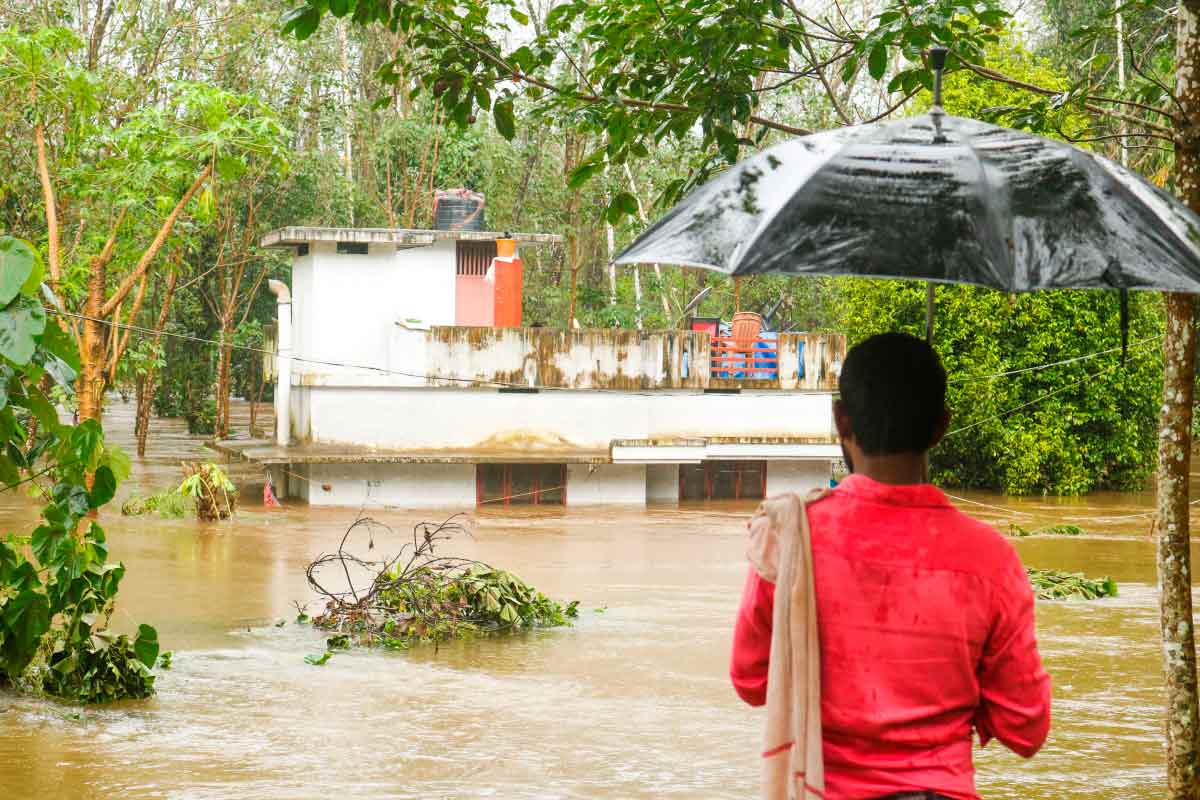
[296,241,456,378]
[646,464,679,504]
[394,240,456,327]
[766,461,832,496]
[300,388,833,450]
[291,251,315,372]
[567,464,646,505]
[303,462,476,508]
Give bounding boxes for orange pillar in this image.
[493,238,524,327]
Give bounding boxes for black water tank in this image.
[433,189,486,231]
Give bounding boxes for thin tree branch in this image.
[100,160,212,317]
[960,59,1176,138]
[862,88,920,123]
[1127,39,1185,115]
[788,13,852,125]
[429,17,812,136]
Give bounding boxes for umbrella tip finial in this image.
[929,46,949,108]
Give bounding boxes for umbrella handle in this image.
[930,47,948,108]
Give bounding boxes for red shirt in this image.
[731,474,1051,800]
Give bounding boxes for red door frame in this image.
[678,461,769,501]
[475,464,567,506]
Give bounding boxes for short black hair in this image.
[838,332,947,455]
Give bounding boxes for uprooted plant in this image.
[125,462,236,520]
[179,463,236,520]
[304,514,578,651]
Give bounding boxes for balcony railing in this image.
[283,325,846,391]
[710,335,780,380]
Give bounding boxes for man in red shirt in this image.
[732,332,1051,800]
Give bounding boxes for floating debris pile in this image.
[304,515,577,651]
[1008,523,1084,537]
[1027,568,1118,600]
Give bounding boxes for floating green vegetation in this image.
[1009,523,1084,537]
[304,515,578,652]
[121,488,191,518]
[1028,568,1118,600]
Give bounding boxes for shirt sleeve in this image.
[731,566,775,707]
[975,552,1052,758]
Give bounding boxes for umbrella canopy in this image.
[614,110,1200,294]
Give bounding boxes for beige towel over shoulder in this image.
[746,489,830,800]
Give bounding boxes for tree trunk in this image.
[249,356,265,436]
[1160,5,1200,795]
[213,327,233,439]
[76,257,107,424]
[34,122,61,285]
[1157,293,1199,799]
[338,19,355,225]
[135,272,178,457]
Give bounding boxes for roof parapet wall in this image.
[261,226,562,249]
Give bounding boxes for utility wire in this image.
[943,336,1158,438]
[947,335,1161,384]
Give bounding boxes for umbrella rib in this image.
[727,138,850,276]
[965,135,1016,290]
[1089,154,1200,290]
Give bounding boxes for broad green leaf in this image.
[0,370,11,413]
[71,421,104,470]
[101,445,132,484]
[509,45,536,73]
[606,193,641,224]
[27,388,57,431]
[19,248,44,297]
[567,160,602,190]
[133,624,159,668]
[0,238,37,308]
[88,466,117,509]
[473,84,491,110]
[1,585,50,672]
[0,298,45,366]
[281,7,321,40]
[41,354,75,389]
[868,45,888,81]
[493,100,515,140]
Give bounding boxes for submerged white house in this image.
[216,225,846,508]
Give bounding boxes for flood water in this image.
[0,398,1190,798]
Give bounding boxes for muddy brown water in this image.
[0,399,1190,798]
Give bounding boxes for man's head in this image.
[834,332,949,475]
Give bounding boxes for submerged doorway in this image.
[679,461,767,501]
[476,464,567,506]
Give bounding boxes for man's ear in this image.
[833,399,854,440]
[929,407,951,448]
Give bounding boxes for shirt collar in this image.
[835,473,952,508]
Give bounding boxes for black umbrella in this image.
[614,50,1200,344]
